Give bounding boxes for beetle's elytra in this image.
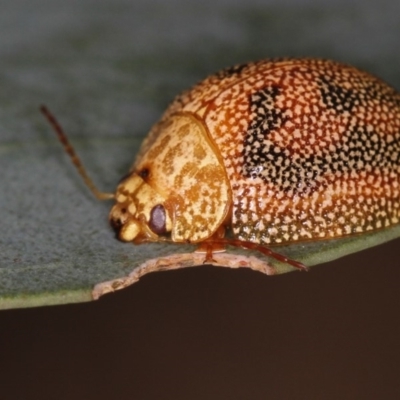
[42,58,400,270]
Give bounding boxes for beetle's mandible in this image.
[41,58,400,271]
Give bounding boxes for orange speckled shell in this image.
[142,59,400,245]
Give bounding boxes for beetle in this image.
[41,58,400,271]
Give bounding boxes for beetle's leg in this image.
[208,238,308,271]
[204,243,217,264]
[194,226,226,264]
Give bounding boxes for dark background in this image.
[2,245,400,399]
[2,0,400,398]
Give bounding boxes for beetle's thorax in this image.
[109,112,232,244]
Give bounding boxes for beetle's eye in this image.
[149,204,166,235]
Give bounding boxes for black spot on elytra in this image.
[215,63,249,80]
[242,85,400,193]
[318,75,362,113]
[242,85,288,180]
[248,86,287,131]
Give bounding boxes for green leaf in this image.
[2,134,400,309]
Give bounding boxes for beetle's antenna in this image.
[40,105,114,201]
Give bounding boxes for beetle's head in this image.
[109,170,173,243]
